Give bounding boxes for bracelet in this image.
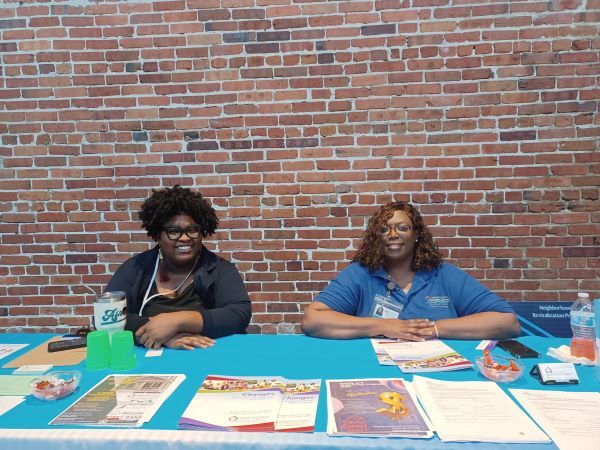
[433,322,439,338]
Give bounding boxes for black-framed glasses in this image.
[380,224,413,235]
[163,226,202,241]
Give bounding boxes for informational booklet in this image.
[510,389,600,450]
[326,378,433,438]
[274,379,321,432]
[179,375,320,432]
[370,338,401,365]
[383,340,472,372]
[412,376,550,443]
[51,374,185,427]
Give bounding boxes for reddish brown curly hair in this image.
[353,202,443,271]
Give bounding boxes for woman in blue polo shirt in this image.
[301,202,520,341]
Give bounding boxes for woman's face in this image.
[381,210,418,265]
[156,213,203,268]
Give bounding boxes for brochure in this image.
[383,340,472,372]
[179,375,320,433]
[396,352,472,373]
[50,374,185,427]
[274,379,321,432]
[370,338,401,365]
[326,378,433,438]
[179,375,284,431]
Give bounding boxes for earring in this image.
[158,248,164,260]
[415,239,419,242]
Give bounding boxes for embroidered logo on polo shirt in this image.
[425,296,449,309]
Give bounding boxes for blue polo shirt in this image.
[315,262,513,320]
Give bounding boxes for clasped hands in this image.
[378,318,438,341]
[135,312,215,350]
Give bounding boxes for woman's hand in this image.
[302,301,437,340]
[136,311,204,349]
[136,312,185,348]
[165,333,215,350]
[378,318,437,341]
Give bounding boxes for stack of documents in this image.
[412,376,550,443]
[381,340,472,372]
[326,378,433,438]
[510,389,600,450]
[51,374,185,427]
[179,375,321,432]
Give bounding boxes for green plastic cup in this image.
[110,330,136,371]
[86,330,110,370]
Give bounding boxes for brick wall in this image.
[0,0,599,334]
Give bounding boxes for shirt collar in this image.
[371,265,438,285]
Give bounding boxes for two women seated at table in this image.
[106,186,251,350]
[106,186,518,349]
[301,202,520,341]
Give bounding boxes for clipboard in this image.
[2,337,86,368]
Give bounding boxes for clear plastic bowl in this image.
[476,356,523,383]
[30,370,81,401]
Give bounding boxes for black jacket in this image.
[106,246,252,339]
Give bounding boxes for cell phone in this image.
[497,339,539,359]
[47,337,87,352]
[62,327,92,338]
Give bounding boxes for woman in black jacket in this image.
[106,185,251,350]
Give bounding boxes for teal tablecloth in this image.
[0,333,598,450]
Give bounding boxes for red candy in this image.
[482,349,519,372]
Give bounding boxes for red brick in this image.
[0,0,596,333]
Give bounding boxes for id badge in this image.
[371,294,403,319]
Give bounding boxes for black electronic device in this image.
[62,326,92,339]
[497,339,539,359]
[47,337,87,353]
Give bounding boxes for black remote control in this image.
[47,337,87,352]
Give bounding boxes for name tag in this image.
[530,363,579,385]
[371,294,403,319]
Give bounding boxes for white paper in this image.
[0,344,28,361]
[13,364,53,374]
[510,389,600,450]
[476,340,496,351]
[383,340,456,361]
[145,348,163,358]
[0,396,25,416]
[412,376,550,443]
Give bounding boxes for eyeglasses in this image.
[162,226,202,241]
[380,225,413,235]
